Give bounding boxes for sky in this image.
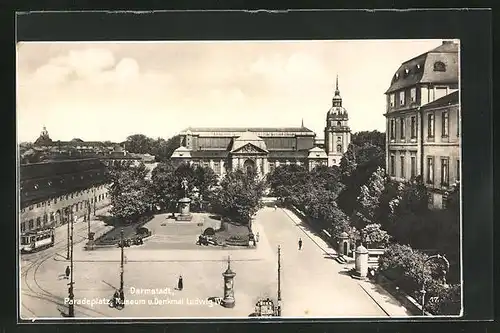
[17,40,447,143]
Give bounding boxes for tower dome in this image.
[328,75,348,117]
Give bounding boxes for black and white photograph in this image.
[17,38,462,320]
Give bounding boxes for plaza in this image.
[20,206,410,319]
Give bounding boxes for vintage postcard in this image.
[17,39,462,320]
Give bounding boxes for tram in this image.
[20,228,55,254]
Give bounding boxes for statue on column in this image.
[176,178,193,221]
[181,178,189,198]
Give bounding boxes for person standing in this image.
[298,238,303,250]
[65,265,70,279]
[177,275,183,291]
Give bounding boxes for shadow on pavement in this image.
[338,269,356,277]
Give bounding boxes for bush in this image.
[425,284,461,315]
[378,243,457,314]
[361,223,391,248]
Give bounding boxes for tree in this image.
[351,166,387,228]
[339,143,357,184]
[351,130,385,149]
[150,161,178,212]
[150,135,181,161]
[108,163,152,223]
[360,223,391,248]
[210,169,265,225]
[125,134,154,154]
[266,164,308,200]
[310,165,343,195]
[193,166,219,199]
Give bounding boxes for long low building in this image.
[19,158,111,233]
[170,77,353,176]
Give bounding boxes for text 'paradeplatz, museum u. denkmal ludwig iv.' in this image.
[170,76,351,177]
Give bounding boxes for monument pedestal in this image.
[176,197,193,222]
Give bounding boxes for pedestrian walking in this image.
[274,204,277,211]
[256,232,260,242]
[65,265,70,279]
[298,238,303,250]
[177,275,183,291]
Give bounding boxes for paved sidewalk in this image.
[280,207,410,317]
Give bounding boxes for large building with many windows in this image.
[19,159,111,233]
[384,40,460,209]
[170,76,351,176]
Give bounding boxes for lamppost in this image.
[420,254,450,315]
[66,207,70,260]
[68,209,75,317]
[119,229,125,307]
[277,245,282,316]
[87,200,91,237]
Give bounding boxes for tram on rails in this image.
[20,228,55,254]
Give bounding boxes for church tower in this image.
[324,75,351,166]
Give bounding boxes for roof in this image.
[267,151,309,159]
[181,126,314,135]
[190,151,230,158]
[308,147,328,158]
[421,90,459,110]
[20,159,108,207]
[231,131,268,152]
[171,146,192,158]
[385,41,458,94]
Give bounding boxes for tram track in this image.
[20,221,112,319]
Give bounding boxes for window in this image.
[50,214,54,222]
[390,119,396,140]
[36,217,41,228]
[337,136,342,142]
[411,155,417,178]
[54,198,57,204]
[456,159,460,181]
[28,219,34,230]
[433,61,446,72]
[442,111,449,137]
[400,155,405,178]
[410,88,416,103]
[427,113,435,138]
[390,154,396,176]
[441,158,449,186]
[390,94,395,107]
[427,157,434,184]
[336,144,342,153]
[21,222,26,233]
[337,121,341,127]
[400,118,405,139]
[36,203,40,208]
[399,91,405,106]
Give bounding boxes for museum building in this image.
[170,77,352,176]
[384,40,460,209]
